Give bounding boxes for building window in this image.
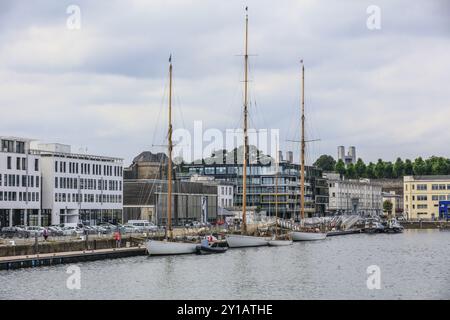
[2,140,14,152]
[417,195,427,201]
[417,184,427,190]
[16,157,20,170]
[55,161,58,173]
[35,159,39,171]
[16,141,25,154]
[417,204,427,209]
[432,195,438,201]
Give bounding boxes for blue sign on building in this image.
[438,201,450,220]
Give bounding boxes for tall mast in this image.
[242,7,249,234]
[167,55,173,240]
[275,142,279,235]
[300,61,305,221]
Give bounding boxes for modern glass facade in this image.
[177,162,329,219]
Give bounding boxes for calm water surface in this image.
[0,229,449,299]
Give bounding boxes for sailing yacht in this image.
[268,143,293,246]
[291,61,327,242]
[226,8,269,248]
[146,56,197,255]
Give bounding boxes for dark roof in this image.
[407,175,450,181]
[132,151,168,164]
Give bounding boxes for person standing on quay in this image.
[43,228,49,242]
[114,229,121,248]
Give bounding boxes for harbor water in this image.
[0,229,449,300]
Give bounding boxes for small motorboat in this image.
[364,218,385,234]
[196,239,228,255]
[384,218,404,233]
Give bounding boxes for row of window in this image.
[54,177,122,191]
[54,193,122,204]
[220,198,233,207]
[1,140,25,153]
[0,191,39,202]
[0,174,40,188]
[220,186,233,196]
[55,160,122,177]
[406,195,450,201]
[408,183,450,191]
[4,156,39,171]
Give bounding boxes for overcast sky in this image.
[1,0,449,165]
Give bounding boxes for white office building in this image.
[0,137,42,228]
[35,143,124,226]
[326,172,382,216]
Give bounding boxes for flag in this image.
[169,54,172,63]
[245,6,248,11]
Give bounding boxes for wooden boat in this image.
[225,9,268,249]
[226,234,269,248]
[147,240,197,256]
[268,238,293,246]
[292,231,327,241]
[292,61,327,242]
[146,56,198,256]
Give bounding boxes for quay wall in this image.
[400,221,448,229]
[0,236,145,257]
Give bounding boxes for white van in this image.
[127,220,158,232]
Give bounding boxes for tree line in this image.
[313,155,450,179]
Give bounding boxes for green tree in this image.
[413,157,426,175]
[355,158,367,178]
[346,163,356,179]
[404,159,414,175]
[313,155,336,172]
[393,157,404,178]
[383,200,394,217]
[335,159,346,178]
[383,162,394,179]
[366,162,376,179]
[374,159,385,178]
[430,156,448,175]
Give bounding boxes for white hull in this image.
[146,240,197,255]
[268,240,293,246]
[226,234,269,248]
[292,231,327,241]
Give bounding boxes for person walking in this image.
[43,228,49,242]
[114,229,121,248]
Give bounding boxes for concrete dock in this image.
[0,246,147,271]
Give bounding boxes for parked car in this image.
[185,221,202,228]
[25,226,46,237]
[61,226,84,236]
[121,224,141,234]
[98,223,118,233]
[1,226,27,238]
[127,220,158,232]
[48,226,64,236]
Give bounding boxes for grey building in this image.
[123,179,218,226]
[177,160,329,219]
